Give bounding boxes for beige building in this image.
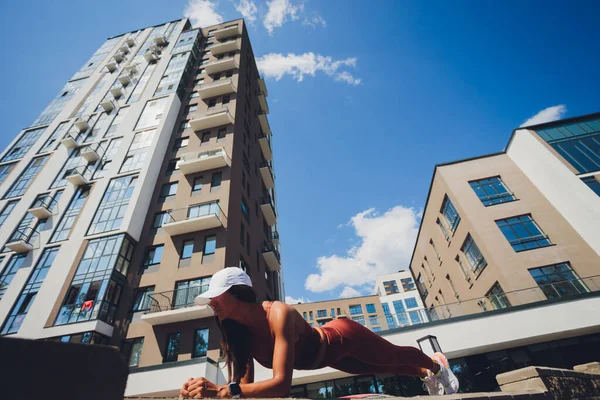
[409,112,600,319]
[291,295,389,332]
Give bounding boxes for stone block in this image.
[574,361,600,375]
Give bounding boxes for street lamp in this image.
[417,335,442,357]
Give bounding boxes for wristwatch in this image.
[228,382,242,398]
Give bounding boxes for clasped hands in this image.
[180,376,230,399]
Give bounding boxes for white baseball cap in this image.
[194,267,253,306]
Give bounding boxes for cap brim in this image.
[194,286,230,306]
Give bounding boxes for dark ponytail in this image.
[215,285,256,383]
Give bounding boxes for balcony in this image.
[259,161,274,189]
[258,77,268,96]
[124,64,139,73]
[66,165,93,186]
[81,143,105,163]
[259,134,273,161]
[153,35,168,45]
[118,44,129,54]
[105,62,117,73]
[54,299,116,326]
[118,72,132,86]
[179,147,231,175]
[198,77,237,100]
[205,55,240,75]
[141,286,214,325]
[213,24,242,40]
[258,112,271,135]
[143,50,160,62]
[60,132,81,149]
[109,83,125,98]
[260,195,277,226]
[100,99,116,112]
[262,241,281,271]
[125,37,136,47]
[28,195,58,219]
[162,202,226,236]
[6,228,35,253]
[210,38,241,56]
[189,106,234,132]
[112,52,124,63]
[74,116,90,132]
[258,93,269,114]
[272,231,280,245]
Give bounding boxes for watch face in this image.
[229,382,242,396]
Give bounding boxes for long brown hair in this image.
[215,284,256,383]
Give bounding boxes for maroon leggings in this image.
[317,318,436,377]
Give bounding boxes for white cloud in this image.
[285,295,310,304]
[263,0,303,35]
[303,14,327,28]
[235,0,258,24]
[305,206,421,293]
[520,105,567,127]
[184,0,224,28]
[256,52,360,85]
[339,286,362,298]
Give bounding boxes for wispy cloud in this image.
[263,0,303,35]
[285,295,310,304]
[520,105,567,127]
[339,286,362,298]
[235,0,258,24]
[184,0,224,28]
[257,52,361,85]
[303,14,327,29]
[305,206,421,293]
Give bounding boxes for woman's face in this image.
[208,291,236,319]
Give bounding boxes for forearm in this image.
[218,378,288,398]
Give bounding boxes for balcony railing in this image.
[190,106,235,132]
[81,143,105,163]
[198,77,237,100]
[205,56,240,75]
[61,132,83,149]
[6,227,36,253]
[143,50,160,62]
[66,165,94,186]
[162,201,227,236]
[272,230,280,245]
[74,116,91,132]
[258,93,269,114]
[28,195,59,219]
[258,112,271,135]
[260,195,277,226]
[258,134,272,161]
[179,147,231,175]
[141,286,214,325]
[213,24,242,40]
[259,161,274,189]
[258,77,268,96]
[262,241,281,271]
[54,299,116,326]
[210,38,241,55]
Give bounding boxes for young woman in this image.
[179,268,458,398]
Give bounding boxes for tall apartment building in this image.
[409,112,600,318]
[0,17,283,388]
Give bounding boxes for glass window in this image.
[582,176,600,196]
[132,286,154,312]
[461,234,488,275]
[164,332,181,362]
[409,310,423,324]
[469,176,516,206]
[496,214,551,252]
[175,277,210,308]
[351,315,366,325]
[142,245,164,267]
[381,303,391,315]
[0,200,18,228]
[88,175,137,235]
[0,163,15,185]
[349,304,362,315]
[3,156,49,199]
[1,127,46,162]
[536,117,600,173]
[135,97,169,130]
[193,328,209,358]
[309,311,313,320]
[241,197,249,221]
[405,297,418,309]
[440,195,461,233]
[383,280,399,295]
[105,107,129,137]
[120,129,156,173]
[203,236,216,255]
[192,177,203,192]
[317,309,327,318]
[39,122,69,153]
[486,282,511,310]
[400,278,415,291]
[125,338,144,367]
[50,187,90,242]
[365,303,376,314]
[392,300,405,314]
[372,326,382,332]
[211,172,222,191]
[217,128,226,142]
[160,182,178,200]
[174,136,189,150]
[529,263,588,300]
[368,315,379,325]
[181,240,194,259]
[385,315,397,329]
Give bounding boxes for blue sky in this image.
[1,1,599,303]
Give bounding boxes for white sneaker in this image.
[422,370,444,396]
[432,352,459,394]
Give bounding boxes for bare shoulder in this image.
[269,300,297,317]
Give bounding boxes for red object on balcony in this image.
[81,300,94,311]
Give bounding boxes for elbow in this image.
[270,377,291,398]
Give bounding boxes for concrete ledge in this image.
[127,394,550,400]
[574,362,600,375]
[497,363,600,399]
